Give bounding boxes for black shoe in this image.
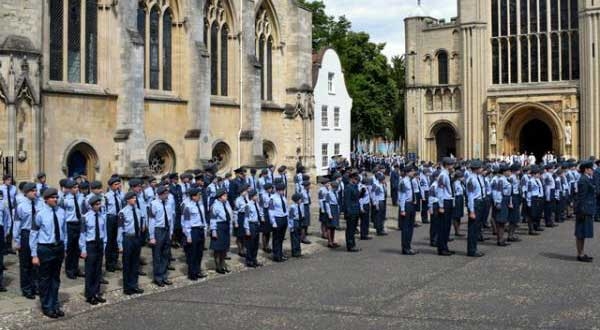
[360,237,373,240]
[224,256,231,260]
[301,239,312,244]
[133,288,144,294]
[43,310,59,319]
[169,257,175,262]
[272,257,284,262]
[76,271,86,278]
[55,309,65,317]
[255,262,264,267]
[578,255,593,262]
[100,278,109,285]
[140,260,148,266]
[507,237,522,242]
[448,238,455,242]
[0,286,6,292]
[189,276,199,281]
[86,297,99,305]
[402,250,417,255]
[95,295,106,303]
[455,233,465,237]
[167,265,175,271]
[106,268,116,273]
[535,227,544,232]
[528,231,540,236]
[114,265,123,271]
[467,252,485,257]
[163,279,173,285]
[292,254,302,258]
[216,268,226,274]
[138,271,147,276]
[124,290,136,295]
[263,248,272,253]
[347,247,361,252]
[246,263,258,268]
[438,251,452,256]
[497,241,510,247]
[23,293,36,300]
[66,274,77,280]
[153,280,165,287]
[199,272,208,278]
[1,265,7,271]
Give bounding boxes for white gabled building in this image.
[312,48,353,176]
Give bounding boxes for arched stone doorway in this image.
[428,122,459,161]
[500,104,564,162]
[64,142,98,180]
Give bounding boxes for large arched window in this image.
[205,0,231,97]
[256,4,277,101]
[49,0,97,84]
[437,50,448,85]
[138,1,174,91]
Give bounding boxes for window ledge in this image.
[43,81,117,97]
[144,90,187,103]
[210,96,239,107]
[261,101,285,111]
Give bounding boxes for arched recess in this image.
[147,141,176,176]
[211,140,232,170]
[500,102,565,159]
[255,0,281,101]
[63,141,98,180]
[263,140,277,164]
[426,120,461,161]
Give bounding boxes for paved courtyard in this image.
[2,206,599,330]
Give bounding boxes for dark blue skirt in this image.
[210,221,231,252]
[327,204,340,228]
[509,195,521,224]
[234,212,246,239]
[301,204,311,227]
[495,196,510,223]
[260,208,272,233]
[575,215,594,239]
[452,196,464,219]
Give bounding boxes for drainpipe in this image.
[237,0,243,168]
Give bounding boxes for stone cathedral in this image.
[0,0,314,183]
[405,0,600,162]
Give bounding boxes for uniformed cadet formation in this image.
[0,154,597,319]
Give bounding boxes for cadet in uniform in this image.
[288,193,303,257]
[492,165,512,246]
[575,161,595,262]
[465,161,485,257]
[148,186,174,286]
[210,189,233,274]
[398,165,418,255]
[260,183,274,253]
[14,183,40,298]
[243,190,262,267]
[324,181,341,248]
[436,158,455,256]
[542,165,557,228]
[419,167,431,224]
[60,179,85,279]
[299,179,312,244]
[358,177,372,240]
[118,192,145,295]
[0,183,8,291]
[318,179,330,239]
[233,184,250,257]
[79,195,107,305]
[344,172,361,252]
[182,188,208,279]
[527,166,545,235]
[269,183,289,261]
[452,171,465,237]
[372,173,387,236]
[104,177,123,272]
[30,188,67,318]
[508,164,522,242]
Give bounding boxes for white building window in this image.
[334,143,340,155]
[334,107,340,127]
[321,144,328,167]
[321,105,328,128]
[328,72,335,93]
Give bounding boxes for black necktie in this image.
[280,195,287,213]
[478,176,485,197]
[31,199,36,218]
[254,202,260,222]
[132,207,140,237]
[136,196,141,210]
[95,212,100,242]
[52,208,61,243]
[114,192,120,213]
[162,200,169,231]
[74,195,81,220]
[7,186,13,211]
[223,202,231,222]
[196,201,205,225]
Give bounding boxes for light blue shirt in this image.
[117,204,145,249]
[288,203,302,230]
[527,177,544,206]
[14,197,43,246]
[436,169,453,201]
[148,198,175,240]
[243,200,263,232]
[105,190,124,215]
[30,204,68,257]
[182,199,207,240]
[209,200,233,234]
[79,210,107,254]
[59,193,84,222]
[398,176,414,212]
[268,192,288,226]
[466,174,485,213]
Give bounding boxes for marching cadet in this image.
[452,171,465,237]
[105,177,123,272]
[118,192,145,295]
[36,172,48,198]
[324,181,341,248]
[148,186,174,286]
[269,183,289,261]
[465,161,485,257]
[79,195,107,305]
[492,165,512,246]
[210,189,233,274]
[398,165,418,255]
[14,183,41,298]
[234,184,250,257]
[182,188,208,279]
[435,158,455,256]
[260,183,274,253]
[0,183,8,291]
[358,177,372,240]
[575,161,595,262]
[243,190,263,267]
[527,166,545,235]
[299,179,312,244]
[419,166,431,224]
[508,164,522,242]
[542,164,557,228]
[288,193,304,257]
[59,180,85,279]
[372,173,387,236]
[318,179,330,239]
[30,188,67,318]
[344,172,361,253]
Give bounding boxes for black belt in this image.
[67,221,80,225]
[86,240,104,244]
[39,242,63,247]
[191,226,205,229]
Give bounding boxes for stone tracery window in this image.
[204,0,230,96]
[491,0,578,84]
[49,0,97,84]
[256,5,275,101]
[138,0,174,91]
[148,142,176,176]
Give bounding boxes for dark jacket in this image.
[576,174,596,217]
[344,183,360,217]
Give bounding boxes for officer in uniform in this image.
[118,192,145,295]
[13,183,40,297]
[390,165,399,206]
[288,193,303,257]
[182,187,208,279]
[344,172,361,252]
[79,195,107,305]
[30,188,67,318]
[59,179,85,279]
[104,177,123,272]
[358,177,372,240]
[398,165,418,255]
[575,161,595,262]
[269,183,289,261]
[148,186,174,286]
[243,190,262,267]
[465,161,485,257]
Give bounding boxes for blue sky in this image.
[322,0,458,59]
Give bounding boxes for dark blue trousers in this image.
[421,191,430,223]
[245,223,259,265]
[544,200,555,225]
[18,230,37,295]
[437,200,453,252]
[84,241,103,300]
[290,225,301,256]
[152,228,170,282]
[345,214,358,250]
[468,200,485,255]
[186,227,205,278]
[65,222,81,277]
[359,205,370,238]
[430,203,439,245]
[272,217,288,259]
[38,243,64,313]
[122,236,141,292]
[0,226,4,285]
[400,203,415,252]
[105,215,119,270]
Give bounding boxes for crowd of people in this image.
[0,151,597,319]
